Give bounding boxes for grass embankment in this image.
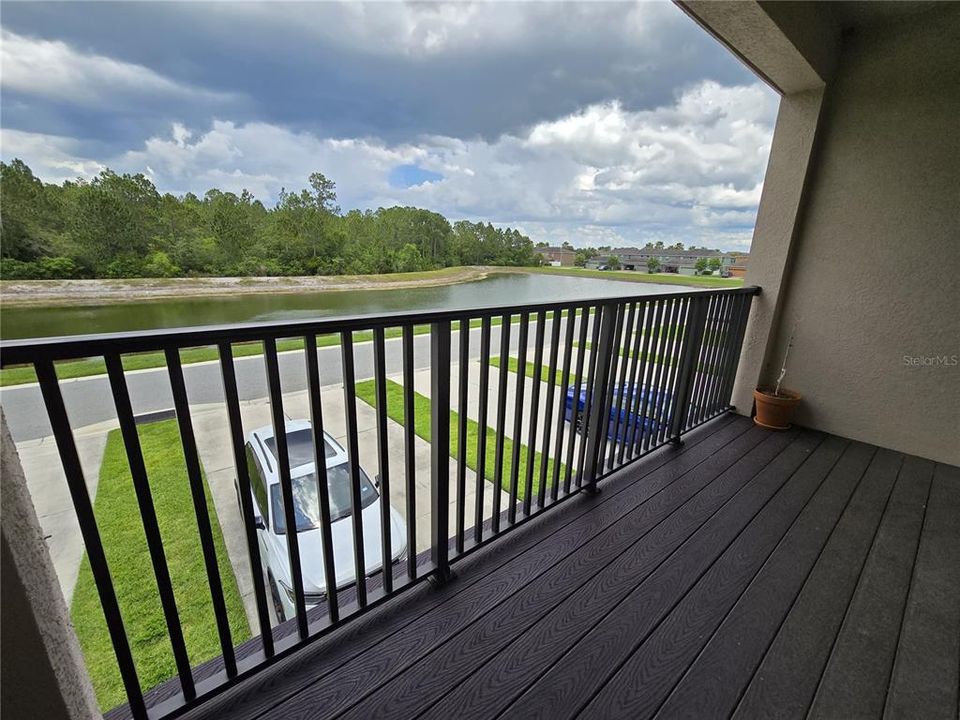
[354,378,564,501]
[513,265,744,288]
[71,420,249,712]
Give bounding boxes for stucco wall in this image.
[763,6,960,465]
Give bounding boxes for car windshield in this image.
[270,463,379,534]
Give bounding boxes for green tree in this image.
[647,257,661,273]
[695,257,709,275]
[708,257,722,273]
[607,255,622,270]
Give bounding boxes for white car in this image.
[238,420,407,621]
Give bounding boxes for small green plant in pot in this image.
[754,325,801,430]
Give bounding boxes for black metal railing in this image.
[0,285,758,719]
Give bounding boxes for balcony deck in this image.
[181,413,959,720]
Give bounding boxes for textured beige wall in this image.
[763,6,960,465]
[1,410,99,720]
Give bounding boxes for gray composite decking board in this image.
[184,421,957,720]
[496,433,823,718]
[653,440,876,720]
[808,455,934,720]
[474,432,822,720]
[269,423,785,720]
[883,462,960,720]
[326,429,806,720]
[732,447,905,720]
[410,428,801,720]
[189,415,746,720]
[581,435,852,720]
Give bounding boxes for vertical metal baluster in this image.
[218,344,274,656]
[652,298,682,448]
[402,326,417,581]
[634,299,663,455]
[693,295,721,426]
[619,301,647,463]
[643,299,672,453]
[576,306,603,485]
[373,328,393,593]
[564,307,590,492]
[339,332,367,608]
[263,339,309,635]
[430,321,452,583]
[303,335,339,622]
[165,348,236,677]
[694,294,721,423]
[656,298,689,447]
[715,293,743,413]
[596,303,629,466]
[608,302,636,469]
[656,298,688,445]
[474,317,491,544]
[710,293,739,415]
[538,309,561,509]
[582,302,618,491]
[703,294,731,420]
[683,296,713,431]
[644,298,679,451]
[524,311,545,516]
[104,353,196,699]
[603,302,630,470]
[35,361,147,718]
[492,314,511,534]
[668,295,710,440]
[551,308,575,501]
[455,319,470,553]
[617,302,645,465]
[508,313,529,524]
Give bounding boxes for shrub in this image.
[38,256,80,278]
[0,258,41,279]
[143,251,181,278]
[105,256,146,278]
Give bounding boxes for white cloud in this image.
[2,80,776,252]
[0,30,236,106]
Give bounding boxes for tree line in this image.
[0,160,541,279]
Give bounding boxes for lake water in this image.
[1,272,691,340]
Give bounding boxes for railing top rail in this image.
[0,285,760,366]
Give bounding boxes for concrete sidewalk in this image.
[14,424,109,605]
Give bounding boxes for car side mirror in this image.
[253,515,265,530]
[374,474,381,489]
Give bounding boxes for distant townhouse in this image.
[534,246,576,267]
[585,247,744,275]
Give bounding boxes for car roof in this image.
[249,420,348,480]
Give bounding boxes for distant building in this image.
[585,247,742,275]
[534,246,576,267]
[729,255,750,278]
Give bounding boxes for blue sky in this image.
[0,1,779,250]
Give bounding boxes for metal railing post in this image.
[581,302,618,493]
[430,320,454,584]
[668,295,710,444]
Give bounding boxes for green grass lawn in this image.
[70,420,250,712]
[354,378,564,500]
[489,355,582,387]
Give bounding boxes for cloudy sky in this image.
[0,1,779,251]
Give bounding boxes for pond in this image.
[1,272,692,340]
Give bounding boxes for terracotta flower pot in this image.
[753,387,802,430]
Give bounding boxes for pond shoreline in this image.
[0,266,496,307]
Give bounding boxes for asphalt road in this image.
[2,316,583,442]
